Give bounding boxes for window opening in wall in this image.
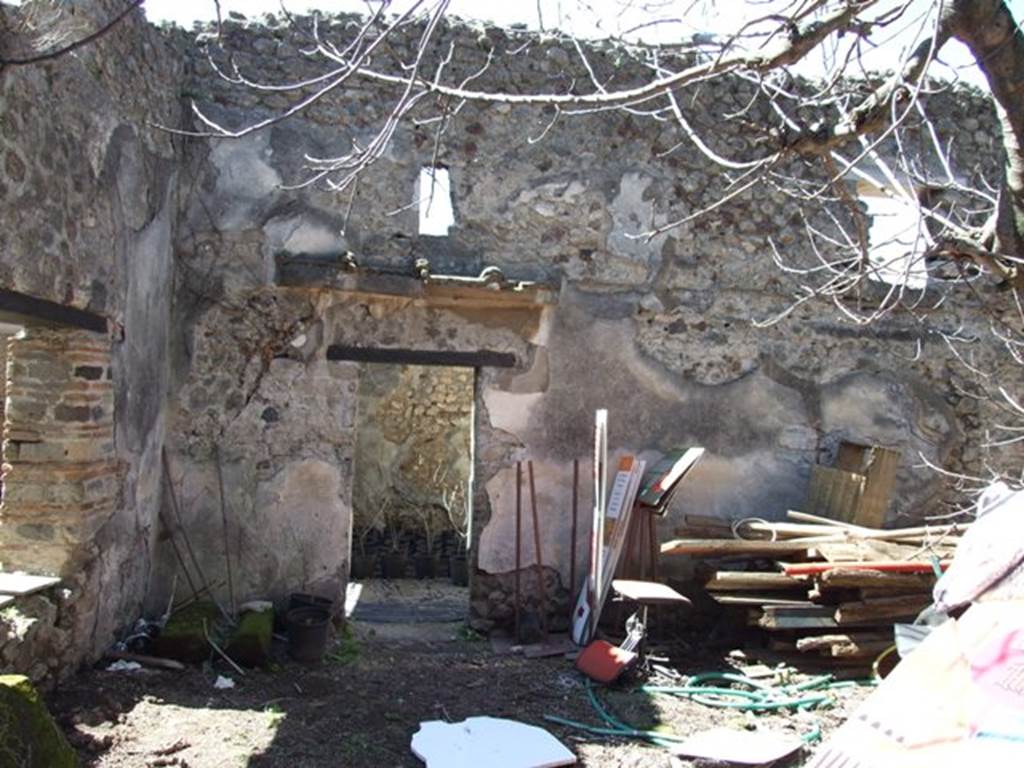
[346,362,474,630]
[857,180,929,290]
[418,166,455,236]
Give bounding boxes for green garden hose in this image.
[544,673,865,747]
[642,671,866,714]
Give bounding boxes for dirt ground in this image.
[47,581,874,767]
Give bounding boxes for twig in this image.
[163,448,232,622]
[172,578,227,615]
[203,619,246,677]
[159,470,201,603]
[0,0,144,69]
[214,444,237,618]
[107,651,186,672]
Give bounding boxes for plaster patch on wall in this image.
[512,179,587,218]
[208,132,282,231]
[503,348,550,394]
[818,371,954,518]
[479,460,581,581]
[605,172,666,275]
[667,450,809,523]
[820,373,916,446]
[249,458,350,596]
[264,213,347,257]
[483,388,545,437]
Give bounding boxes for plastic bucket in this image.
[286,606,331,663]
[288,592,334,613]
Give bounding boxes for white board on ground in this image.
[411,716,577,768]
[671,727,802,764]
[0,572,60,596]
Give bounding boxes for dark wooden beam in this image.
[0,288,107,334]
[327,344,515,368]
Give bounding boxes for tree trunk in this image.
[951,0,1024,270]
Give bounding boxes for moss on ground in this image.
[0,675,77,768]
[226,606,274,667]
[151,601,221,663]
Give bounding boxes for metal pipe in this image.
[515,461,522,643]
[569,458,578,625]
[528,460,549,639]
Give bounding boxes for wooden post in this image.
[515,461,522,643]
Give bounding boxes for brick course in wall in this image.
[0,327,118,575]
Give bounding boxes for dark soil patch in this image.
[47,624,872,767]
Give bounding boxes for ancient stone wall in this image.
[158,11,1023,628]
[0,3,1011,677]
[0,0,182,686]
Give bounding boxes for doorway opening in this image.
[347,362,475,630]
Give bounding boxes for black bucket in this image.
[288,592,334,613]
[286,606,331,663]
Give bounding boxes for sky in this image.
[141,0,1024,88]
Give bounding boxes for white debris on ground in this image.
[105,660,143,672]
[214,675,236,690]
[411,716,576,768]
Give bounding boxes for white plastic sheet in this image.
[411,717,576,768]
[934,481,1024,610]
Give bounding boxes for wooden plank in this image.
[591,458,645,629]
[705,571,806,591]
[637,447,705,509]
[837,442,900,528]
[834,594,933,625]
[807,584,860,604]
[836,442,872,474]
[754,606,838,630]
[810,540,928,562]
[326,344,515,368]
[0,287,107,333]
[817,568,936,590]
[0,572,61,597]
[795,632,892,653]
[661,539,811,557]
[829,639,894,658]
[858,446,901,528]
[671,728,802,765]
[612,579,690,605]
[784,560,949,576]
[805,465,865,523]
[713,595,813,607]
[859,587,934,599]
[0,595,14,609]
[786,510,970,541]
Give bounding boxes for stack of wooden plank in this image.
[661,511,968,665]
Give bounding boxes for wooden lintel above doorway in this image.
[276,257,556,310]
[326,345,516,368]
[0,288,108,334]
